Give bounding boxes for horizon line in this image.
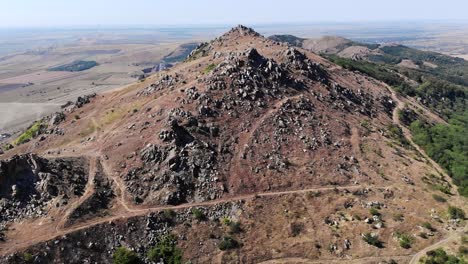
[2,19,468,30]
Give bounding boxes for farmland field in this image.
[1,23,468,134]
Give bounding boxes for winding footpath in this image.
[0,87,464,264]
[1,182,386,256]
[389,89,466,264]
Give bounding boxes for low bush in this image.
[161,209,176,223]
[421,248,465,264]
[191,208,206,221]
[218,236,240,250]
[448,206,465,219]
[290,222,303,237]
[422,222,436,232]
[362,233,383,248]
[23,253,33,263]
[370,208,381,216]
[229,221,242,234]
[395,232,413,249]
[419,232,428,239]
[113,247,140,264]
[432,194,447,203]
[147,234,183,264]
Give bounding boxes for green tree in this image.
[448,206,466,219]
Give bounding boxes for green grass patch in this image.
[203,63,217,74]
[13,121,45,145]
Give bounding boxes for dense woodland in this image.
[327,47,468,197]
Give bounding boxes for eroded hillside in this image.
[0,26,466,264]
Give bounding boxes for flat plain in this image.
[1,22,468,134]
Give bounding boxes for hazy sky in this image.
[2,0,468,27]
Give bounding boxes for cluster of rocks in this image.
[48,112,66,126]
[283,47,329,84]
[336,155,361,178]
[190,47,294,105]
[0,133,11,140]
[0,155,88,225]
[325,82,380,117]
[380,95,396,116]
[2,202,243,264]
[129,27,394,203]
[61,93,96,110]
[125,112,223,205]
[186,42,211,61]
[139,74,182,95]
[222,25,261,38]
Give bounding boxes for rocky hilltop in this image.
[0,26,465,264]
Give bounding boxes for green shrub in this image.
[161,209,176,223]
[113,247,140,264]
[221,217,231,225]
[369,208,381,216]
[432,194,447,203]
[305,191,321,199]
[191,208,206,221]
[458,246,468,256]
[386,124,410,147]
[229,221,242,234]
[362,233,383,248]
[395,232,413,249]
[147,235,183,264]
[2,143,13,151]
[360,120,371,130]
[23,252,33,263]
[290,222,303,237]
[420,248,465,264]
[431,183,452,195]
[448,206,466,219]
[218,236,240,251]
[422,222,435,232]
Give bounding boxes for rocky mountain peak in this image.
[221,25,262,39]
[0,26,464,264]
